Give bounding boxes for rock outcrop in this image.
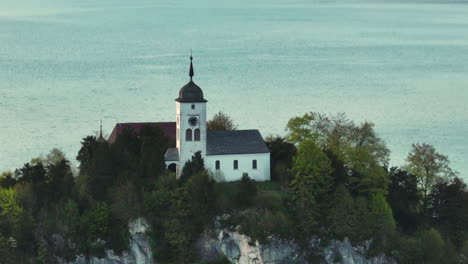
[63,216,396,264]
[197,216,396,264]
[63,218,153,264]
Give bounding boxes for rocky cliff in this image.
[63,217,395,264]
[62,218,154,264]
[197,228,396,264]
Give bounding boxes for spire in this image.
[97,120,106,143]
[189,51,194,81]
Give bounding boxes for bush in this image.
[236,174,257,207]
[239,208,293,242]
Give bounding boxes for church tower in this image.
[175,56,207,176]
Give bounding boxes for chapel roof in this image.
[176,56,207,103]
[165,148,179,161]
[108,122,176,144]
[206,130,270,155]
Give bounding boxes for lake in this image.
[0,0,467,178]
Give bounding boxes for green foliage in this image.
[4,112,468,263]
[285,112,318,145]
[392,229,448,264]
[239,208,293,242]
[0,171,16,189]
[237,174,257,207]
[387,167,423,233]
[265,136,297,184]
[145,171,216,263]
[139,125,170,183]
[289,139,333,241]
[76,136,99,172]
[180,151,205,183]
[83,201,111,242]
[405,143,457,215]
[429,177,468,249]
[291,140,333,198]
[367,193,396,250]
[0,188,22,228]
[207,111,237,131]
[328,185,358,240]
[0,234,17,264]
[109,180,140,222]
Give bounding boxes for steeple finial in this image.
[97,120,106,143]
[100,120,103,137]
[189,50,194,81]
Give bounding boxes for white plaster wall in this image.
[205,152,270,182]
[176,102,207,177]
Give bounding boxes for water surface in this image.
[1,0,467,178]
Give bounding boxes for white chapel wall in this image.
[205,152,270,182]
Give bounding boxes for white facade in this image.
[205,153,270,182]
[176,101,207,174]
[165,57,270,182]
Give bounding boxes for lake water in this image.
[1,0,467,178]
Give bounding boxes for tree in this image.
[265,136,297,185]
[291,140,333,198]
[47,158,75,201]
[237,173,257,207]
[327,185,358,240]
[139,125,169,182]
[76,136,99,173]
[0,171,16,189]
[429,177,468,249]
[387,167,423,233]
[405,143,456,214]
[367,193,396,239]
[290,140,333,239]
[207,111,237,131]
[285,112,318,145]
[180,151,205,183]
[0,188,22,234]
[45,148,66,166]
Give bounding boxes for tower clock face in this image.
[188,116,199,126]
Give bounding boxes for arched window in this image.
[186,129,192,141]
[215,160,220,170]
[233,160,238,170]
[252,160,257,169]
[194,129,200,141]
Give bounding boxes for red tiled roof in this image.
[108,122,176,144]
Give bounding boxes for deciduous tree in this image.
[207,111,237,131]
[405,143,456,214]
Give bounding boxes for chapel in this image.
[109,56,270,182]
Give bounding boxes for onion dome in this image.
[176,55,207,102]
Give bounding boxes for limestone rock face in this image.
[197,229,304,264]
[322,238,396,264]
[62,216,396,264]
[197,225,396,264]
[63,217,153,264]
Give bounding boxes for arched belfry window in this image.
[186,129,192,141]
[215,160,220,170]
[194,129,200,141]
